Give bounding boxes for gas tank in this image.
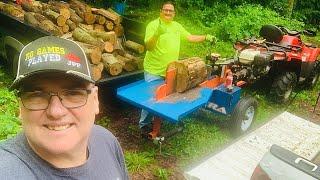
[280,35,301,47]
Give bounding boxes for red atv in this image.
[210,24,320,102]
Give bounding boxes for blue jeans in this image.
[139,72,163,128]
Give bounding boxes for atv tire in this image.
[270,72,297,103]
[231,96,258,136]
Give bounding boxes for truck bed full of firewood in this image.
[0,0,145,81]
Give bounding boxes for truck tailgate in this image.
[184,111,320,180]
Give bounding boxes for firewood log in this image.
[72,27,103,47]
[104,41,114,53]
[2,3,24,20]
[33,13,48,22]
[116,55,137,72]
[93,8,121,25]
[87,30,116,44]
[70,9,83,23]
[21,0,42,13]
[60,24,69,33]
[43,9,67,26]
[124,40,145,54]
[83,46,102,64]
[95,15,106,25]
[167,57,207,92]
[60,8,70,19]
[91,62,104,81]
[105,20,114,31]
[102,53,122,76]
[84,12,95,25]
[93,24,105,31]
[114,24,124,37]
[66,19,76,30]
[48,0,70,9]
[69,0,91,19]
[24,12,40,26]
[39,19,63,36]
[78,23,94,31]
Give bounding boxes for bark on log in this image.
[93,8,121,25]
[124,40,144,54]
[72,27,103,47]
[87,30,116,44]
[70,9,83,23]
[48,0,70,9]
[116,55,137,72]
[91,62,104,81]
[66,19,76,30]
[21,1,42,13]
[102,53,122,76]
[84,47,102,64]
[114,24,124,37]
[69,0,90,19]
[43,9,67,26]
[78,23,94,31]
[93,24,105,31]
[2,3,24,20]
[33,13,48,22]
[39,19,63,36]
[24,12,40,26]
[167,57,207,92]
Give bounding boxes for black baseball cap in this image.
[10,36,94,90]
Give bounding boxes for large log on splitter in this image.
[167,57,207,93]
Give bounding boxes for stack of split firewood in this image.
[0,0,145,81]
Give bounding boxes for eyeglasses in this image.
[161,9,175,13]
[18,89,92,111]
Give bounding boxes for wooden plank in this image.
[185,112,320,179]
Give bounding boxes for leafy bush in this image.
[0,88,21,141]
[214,4,304,42]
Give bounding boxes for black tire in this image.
[5,46,19,77]
[231,96,258,136]
[270,72,297,103]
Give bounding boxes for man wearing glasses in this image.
[140,1,216,136]
[0,36,128,179]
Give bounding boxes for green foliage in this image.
[214,4,304,42]
[154,168,170,180]
[125,151,155,172]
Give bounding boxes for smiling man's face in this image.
[19,75,99,163]
[160,3,175,23]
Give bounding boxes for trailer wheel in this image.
[270,72,297,103]
[231,96,257,136]
[5,45,19,77]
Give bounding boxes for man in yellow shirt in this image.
[140,1,216,136]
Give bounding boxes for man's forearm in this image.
[145,35,159,51]
[187,35,206,43]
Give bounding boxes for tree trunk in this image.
[168,57,207,92]
[124,40,145,54]
[102,53,122,76]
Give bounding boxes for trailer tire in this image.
[5,45,19,77]
[270,72,297,103]
[231,96,257,136]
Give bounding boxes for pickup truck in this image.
[0,10,145,85]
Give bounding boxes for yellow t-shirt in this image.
[144,18,190,76]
